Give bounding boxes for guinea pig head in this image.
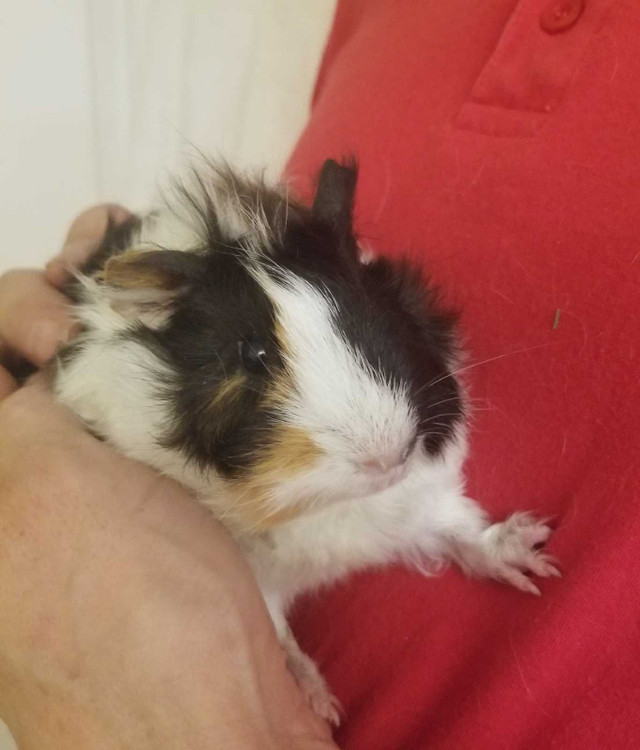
[97,160,463,531]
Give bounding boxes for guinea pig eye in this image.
[238,338,268,375]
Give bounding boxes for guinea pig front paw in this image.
[285,646,342,725]
[479,512,561,595]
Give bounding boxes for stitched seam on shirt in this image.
[466,99,552,115]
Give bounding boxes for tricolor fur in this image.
[54,159,557,724]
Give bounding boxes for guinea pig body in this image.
[53,159,557,723]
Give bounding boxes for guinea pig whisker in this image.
[411,380,455,402]
[422,412,463,423]
[422,341,558,393]
[414,394,461,409]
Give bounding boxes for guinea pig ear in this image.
[96,248,202,326]
[101,248,201,290]
[312,158,358,236]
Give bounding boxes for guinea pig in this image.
[53,158,558,724]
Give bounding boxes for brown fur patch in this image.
[228,320,318,530]
[261,369,293,410]
[255,425,319,477]
[231,425,321,531]
[261,322,294,410]
[210,373,246,411]
[273,319,292,357]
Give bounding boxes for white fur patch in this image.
[251,433,470,603]
[132,166,282,259]
[134,208,203,253]
[244,264,420,513]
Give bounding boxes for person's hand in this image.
[0,208,337,749]
[0,386,335,749]
[0,204,131,397]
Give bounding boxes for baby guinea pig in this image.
[53,158,559,724]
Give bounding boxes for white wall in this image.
[0,2,335,746]
[0,1,97,272]
[0,0,335,273]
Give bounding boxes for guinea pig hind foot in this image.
[282,631,342,726]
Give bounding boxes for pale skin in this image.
[0,207,338,749]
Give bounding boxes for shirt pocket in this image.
[455,0,616,137]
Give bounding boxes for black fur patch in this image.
[358,258,462,454]
[154,250,285,478]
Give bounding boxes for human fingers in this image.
[0,269,76,367]
[45,203,132,287]
[0,205,130,368]
[0,365,18,400]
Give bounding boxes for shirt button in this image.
[540,0,585,34]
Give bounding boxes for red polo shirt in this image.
[285,1,640,748]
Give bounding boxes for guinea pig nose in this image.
[359,452,405,475]
[358,437,418,475]
[359,457,400,474]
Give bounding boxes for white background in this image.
[0,0,334,272]
[0,1,335,745]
